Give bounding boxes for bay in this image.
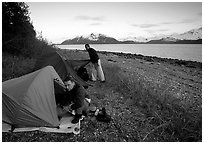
[56,44,202,62]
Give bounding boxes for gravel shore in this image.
[3,49,202,142]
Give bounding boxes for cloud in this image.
[90,23,103,26]
[179,19,195,24]
[144,29,169,34]
[132,24,159,28]
[75,16,105,21]
[132,19,196,29]
[157,29,169,32]
[160,19,196,25]
[160,22,175,25]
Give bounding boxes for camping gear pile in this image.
[2,50,111,134]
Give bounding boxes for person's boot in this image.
[71,114,82,124]
[96,107,112,123]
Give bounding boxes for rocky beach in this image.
[2,49,202,142]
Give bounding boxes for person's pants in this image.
[91,59,105,81]
[56,99,90,117]
[75,99,90,115]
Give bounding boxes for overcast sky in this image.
[27,2,202,43]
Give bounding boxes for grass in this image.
[98,61,201,141]
[114,73,202,141]
[2,49,202,142]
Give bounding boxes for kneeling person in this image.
[64,76,91,124]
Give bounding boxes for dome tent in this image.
[3,66,81,134]
[34,49,91,88]
[2,66,63,129]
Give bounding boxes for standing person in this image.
[85,44,105,82]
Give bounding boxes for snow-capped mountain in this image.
[160,37,178,42]
[120,28,202,42]
[171,28,202,40]
[78,33,106,41]
[61,33,118,44]
[61,27,202,44]
[119,36,150,43]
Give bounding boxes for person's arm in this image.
[84,91,91,103]
[85,97,91,103]
[80,85,91,103]
[85,91,90,99]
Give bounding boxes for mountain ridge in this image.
[61,27,202,44]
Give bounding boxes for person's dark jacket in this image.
[68,84,90,110]
[55,91,70,108]
[87,48,99,63]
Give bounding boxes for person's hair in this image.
[85,44,90,48]
[64,75,74,82]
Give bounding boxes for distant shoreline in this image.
[57,42,202,45]
[56,44,202,63]
[69,49,202,69]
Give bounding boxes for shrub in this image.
[2,52,36,81]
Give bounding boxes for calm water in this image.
[56,44,202,62]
